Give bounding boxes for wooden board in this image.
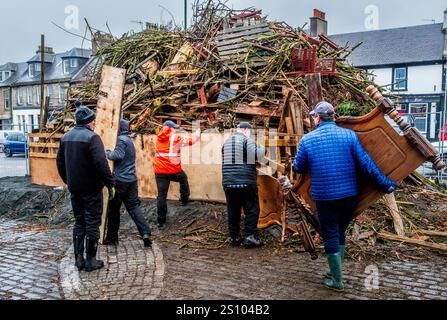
[30,157,65,187]
[134,133,228,202]
[95,65,127,244]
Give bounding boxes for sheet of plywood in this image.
[95,65,127,243]
[134,133,227,202]
[30,157,65,187]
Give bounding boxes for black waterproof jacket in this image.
[56,125,115,193]
[106,120,138,183]
[222,132,266,187]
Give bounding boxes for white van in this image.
[0,130,22,153]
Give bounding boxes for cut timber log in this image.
[383,193,406,237]
[378,231,447,252]
[95,65,127,244]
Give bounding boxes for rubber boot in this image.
[73,235,85,271]
[324,253,344,292]
[325,245,345,279]
[85,237,104,272]
[143,234,152,248]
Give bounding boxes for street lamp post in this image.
[184,0,187,31]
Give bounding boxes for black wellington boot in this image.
[85,237,104,272]
[73,235,85,271]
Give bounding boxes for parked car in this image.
[3,132,28,157]
[0,130,22,153]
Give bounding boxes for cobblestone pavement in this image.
[157,245,447,300]
[59,238,165,300]
[1,219,446,300]
[0,220,70,300]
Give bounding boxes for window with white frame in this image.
[409,103,428,135]
[393,67,408,91]
[70,59,78,68]
[63,60,70,74]
[27,87,33,105]
[0,73,3,82]
[36,87,40,105]
[17,88,24,105]
[47,84,53,105]
[4,90,10,110]
[28,65,34,78]
[35,64,41,72]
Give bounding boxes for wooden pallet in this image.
[28,133,63,159]
[216,21,272,67]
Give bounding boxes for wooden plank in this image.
[216,27,270,42]
[290,95,304,135]
[29,142,59,148]
[29,152,57,159]
[217,22,269,35]
[29,133,63,139]
[219,47,250,57]
[234,104,279,117]
[30,157,64,187]
[306,73,323,111]
[217,33,274,47]
[95,65,127,244]
[217,42,250,52]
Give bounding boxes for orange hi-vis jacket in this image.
[154,126,194,175]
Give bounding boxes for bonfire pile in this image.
[46,0,379,134]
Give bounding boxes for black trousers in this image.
[224,185,260,238]
[315,196,357,255]
[106,180,151,239]
[71,191,103,241]
[156,171,190,224]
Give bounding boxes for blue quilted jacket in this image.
[293,122,396,201]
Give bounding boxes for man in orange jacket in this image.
[154,121,201,229]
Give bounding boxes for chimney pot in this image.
[310,9,328,37]
[313,9,326,21]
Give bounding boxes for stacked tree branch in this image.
[47,0,379,134]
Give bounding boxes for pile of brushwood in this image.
[48,0,378,134]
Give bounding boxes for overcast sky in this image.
[1,0,447,63]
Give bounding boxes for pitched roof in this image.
[0,62,28,87]
[12,48,92,86]
[63,48,91,59]
[330,23,445,67]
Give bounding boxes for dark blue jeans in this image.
[71,190,103,241]
[315,196,357,255]
[106,180,151,240]
[224,185,260,238]
[156,171,190,224]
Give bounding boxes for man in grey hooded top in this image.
[104,119,152,247]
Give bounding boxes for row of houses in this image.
[1,9,447,141]
[0,46,91,131]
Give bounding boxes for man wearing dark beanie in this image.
[57,104,115,273]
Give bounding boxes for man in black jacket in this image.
[104,120,152,247]
[56,105,115,273]
[222,122,266,248]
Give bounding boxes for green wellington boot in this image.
[325,245,345,279]
[324,252,344,292]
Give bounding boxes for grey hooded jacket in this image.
[106,120,138,183]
